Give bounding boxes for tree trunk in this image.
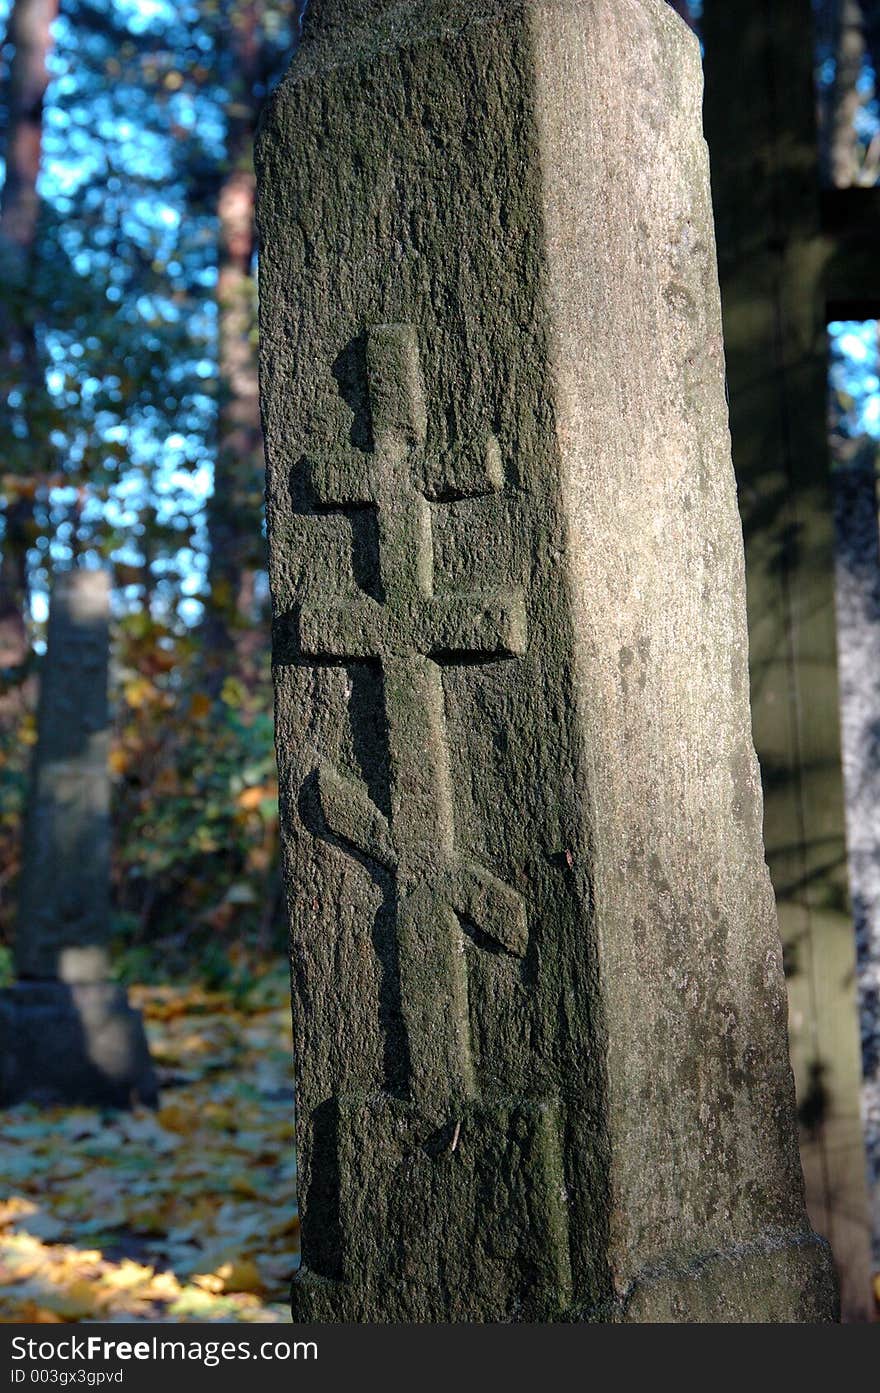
[830,0,869,187]
[203,1,266,692]
[861,0,880,135]
[0,0,58,672]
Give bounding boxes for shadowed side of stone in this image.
[258,0,838,1320]
[0,570,157,1109]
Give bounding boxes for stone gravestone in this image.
[0,569,157,1108]
[701,0,875,1320]
[257,0,838,1320]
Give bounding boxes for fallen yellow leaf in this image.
[0,1198,37,1228]
[157,1104,195,1135]
[100,1260,155,1293]
[36,1280,102,1320]
[146,1271,182,1301]
[216,1259,264,1295]
[229,1174,262,1199]
[15,1304,64,1324]
[190,692,212,719]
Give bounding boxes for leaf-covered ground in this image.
[0,968,297,1322]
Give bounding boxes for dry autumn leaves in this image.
[0,967,298,1322]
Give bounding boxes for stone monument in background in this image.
[258,0,838,1320]
[702,0,875,1321]
[0,568,157,1108]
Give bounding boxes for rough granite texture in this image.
[0,570,157,1107]
[257,0,838,1320]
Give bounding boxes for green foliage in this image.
[110,611,280,958]
[0,609,281,962]
[0,1,302,965]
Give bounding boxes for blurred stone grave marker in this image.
[0,569,157,1108]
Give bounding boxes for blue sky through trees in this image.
[1,0,299,631]
[1,0,876,631]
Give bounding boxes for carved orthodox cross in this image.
[299,324,527,1116]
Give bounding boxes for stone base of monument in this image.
[613,1236,838,1324]
[290,1094,572,1323]
[289,1093,838,1324]
[292,1247,838,1324]
[293,1227,837,1325]
[0,980,158,1109]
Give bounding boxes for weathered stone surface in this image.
[257,0,837,1320]
[1,570,156,1108]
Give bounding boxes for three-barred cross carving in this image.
[298,324,527,1112]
